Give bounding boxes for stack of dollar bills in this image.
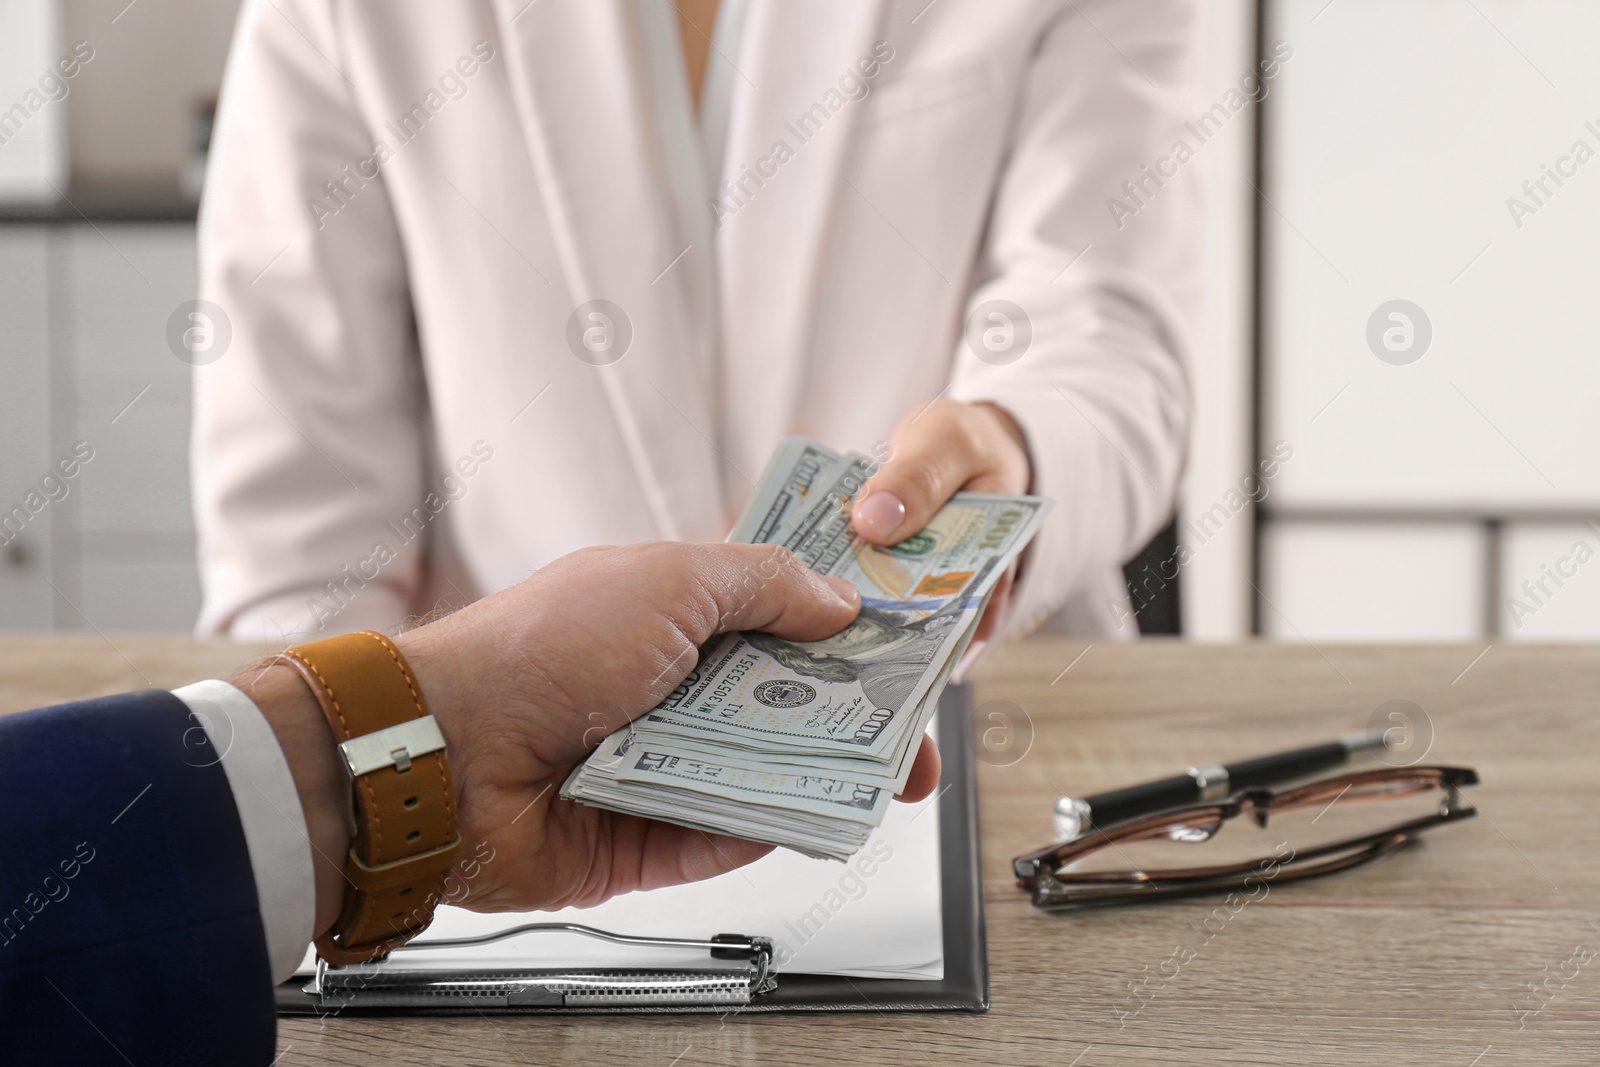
[561,437,1052,861]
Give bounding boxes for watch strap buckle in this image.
[339,715,447,777]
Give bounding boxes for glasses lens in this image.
[1058,777,1452,878]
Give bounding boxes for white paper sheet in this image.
[296,731,944,981]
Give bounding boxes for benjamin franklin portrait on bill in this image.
[744,600,968,713]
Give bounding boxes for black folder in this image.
[275,684,988,1015]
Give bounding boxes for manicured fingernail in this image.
[823,576,859,608]
[854,491,906,541]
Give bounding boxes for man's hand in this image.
[249,542,943,936]
[852,398,1032,641]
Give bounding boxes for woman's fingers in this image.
[853,402,986,545]
[853,400,1030,546]
[894,734,942,803]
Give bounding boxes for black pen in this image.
[1049,729,1392,840]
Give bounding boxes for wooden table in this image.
[5,635,1597,1065]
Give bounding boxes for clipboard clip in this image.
[305,923,777,1010]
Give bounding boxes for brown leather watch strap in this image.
[272,630,461,965]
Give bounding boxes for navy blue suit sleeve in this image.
[0,690,276,1066]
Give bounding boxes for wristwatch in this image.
[271,630,462,965]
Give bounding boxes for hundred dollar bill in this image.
[603,733,889,824]
[565,434,1052,860]
[616,725,907,791]
[562,733,880,860]
[672,577,990,786]
[726,437,843,545]
[640,492,1050,762]
[762,451,880,560]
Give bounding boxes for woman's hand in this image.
[852,398,1032,642]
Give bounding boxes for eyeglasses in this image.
[1013,766,1479,911]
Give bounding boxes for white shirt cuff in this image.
[173,679,316,984]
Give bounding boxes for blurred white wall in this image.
[0,0,67,199]
[63,0,242,189]
[0,1,236,632]
[1256,0,1600,641]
